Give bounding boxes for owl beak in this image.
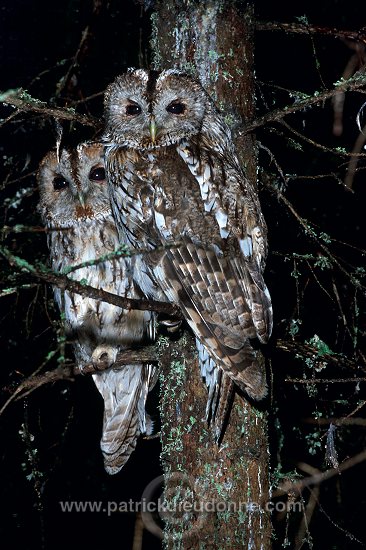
[149,116,157,143]
[78,192,86,208]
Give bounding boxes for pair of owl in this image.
[38,69,272,475]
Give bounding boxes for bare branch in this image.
[0,89,100,128]
[304,416,366,426]
[263,179,366,291]
[344,124,366,188]
[255,21,366,45]
[0,344,159,416]
[280,119,366,159]
[276,338,365,372]
[0,245,181,318]
[55,0,104,99]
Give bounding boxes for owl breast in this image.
[49,216,149,361]
[108,143,235,257]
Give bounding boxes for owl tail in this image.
[92,363,157,475]
[196,339,234,442]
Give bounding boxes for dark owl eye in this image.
[89,166,106,181]
[166,102,186,115]
[125,103,141,116]
[53,176,69,191]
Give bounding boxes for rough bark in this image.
[150,2,271,549]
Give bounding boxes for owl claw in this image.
[158,315,182,334]
[92,345,118,368]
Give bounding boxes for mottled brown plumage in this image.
[103,69,272,432]
[38,142,157,473]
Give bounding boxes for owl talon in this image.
[158,315,182,334]
[92,346,118,368]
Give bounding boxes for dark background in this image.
[0,1,365,549]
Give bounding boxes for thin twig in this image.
[272,449,366,499]
[245,69,366,133]
[286,377,366,384]
[280,119,366,159]
[344,123,366,188]
[304,417,366,426]
[55,0,103,99]
[263,179,366,291]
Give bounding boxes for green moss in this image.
[0,88,23,102]
[289,318,302,337]
[150,11,162,71]
[305,334,334,356]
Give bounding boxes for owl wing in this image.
[106,145,272,399]
[177,140,273,343]
[149,146,271,399]
[154,237,268,399]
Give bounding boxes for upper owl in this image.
[38,142,109,228]
[103,68,232,152]
[102,69,273,410]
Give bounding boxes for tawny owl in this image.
[102,69,273,429]
[37,142,157,474]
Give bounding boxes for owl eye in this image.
[125,103,142,116]
[53,176,69,191]
[89,166,106,181]
[166,102,186,115]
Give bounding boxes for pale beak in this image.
[78,192,86,208]
[149,116,157,143]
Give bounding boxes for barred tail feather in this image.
[213,373,234,442]
[196,339,235,441]
[92,364,153,475]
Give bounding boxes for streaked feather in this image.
[93,363,157,474]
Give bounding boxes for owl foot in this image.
[92,345,119,368]
[145,413,154,436]
[158,314,182,334]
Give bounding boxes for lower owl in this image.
[38,142,157,474]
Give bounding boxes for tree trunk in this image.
[150,2,271,548]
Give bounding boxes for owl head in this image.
[103,69,221,149]
[38,142,110,227]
